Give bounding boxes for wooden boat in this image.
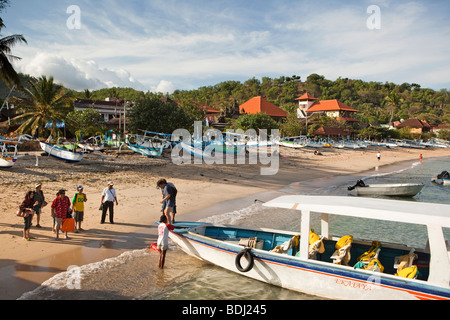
[126,143,165,157]
[165,195,450,300]
[349,181,424,197]
[40,141,84,163]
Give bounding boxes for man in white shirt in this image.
[100,181,118,224]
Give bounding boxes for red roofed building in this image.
[396,118,431,134]
[239,96,288,122]
[295,93,358,123]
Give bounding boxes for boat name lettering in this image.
[336,278,373,291]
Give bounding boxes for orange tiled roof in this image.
[239,96,288,117]
[396,118,431,129]
[307,99,358,113]
[295,93,318,101]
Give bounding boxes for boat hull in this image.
[127,144,163,157]
[0,157,15,168]
[40,142,84,163]
[168,223,449,300]
[355,183,424,197]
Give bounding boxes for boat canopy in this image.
[263,195,450,228]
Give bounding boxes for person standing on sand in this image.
[51,189,71,240]
[20,191,35,241]
[377,152,381,161]
[72,186,87,232]
[100,181,118,224]
[33,183,46,228]
[157,179,177,224]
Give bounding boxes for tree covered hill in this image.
[2,73,449,128]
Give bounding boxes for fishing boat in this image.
[165,195,450,300]
[0,139,20,168]
[179,140,246,158]
[78,135,105,152]
[348,180,424,197]
[40,141,84,163]
[278,136,305,149]
[431,171,450,186]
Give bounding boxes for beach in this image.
[1,145,449,300]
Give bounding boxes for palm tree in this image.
[0,17,27,88]
[384,91,403,124]
[12,76,73,137]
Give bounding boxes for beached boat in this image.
[179,141,246,158]
[278,136,306,149]
[0,139,20,168]
[348,180,424,197]
[40,141,84,163]
[126,142,165,157]
[78,135,105,152]
[165,195,450,300]
[431,171,450,186]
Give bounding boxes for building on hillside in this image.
[74,98,134,123]
[313,126,348,138]
[396,118,431,134]
[239,96,288,122]
[198,105,222,126]
[295,93,358,124]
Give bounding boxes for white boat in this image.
[278,136,306,149]
[78,135,105,152]
[40,141,84,163]
[165,195,450,300]
[0,139,20,168]
[349,181,424,197]
[431,171,450,186]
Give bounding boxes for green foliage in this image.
[66,108,105,137]
[280,114,304,137]
[233,112,280,132]
[12,76,73,137]
[128,94,197,134]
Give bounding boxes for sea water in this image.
[18,157,450,300]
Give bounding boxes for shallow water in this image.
[19,157,450,300]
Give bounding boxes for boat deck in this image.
[196,225,431,281]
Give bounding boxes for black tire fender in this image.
[235,248,254,273]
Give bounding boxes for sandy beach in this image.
[1,144,449,300]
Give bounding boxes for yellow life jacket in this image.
[395,265,418,279]
[335,235,353,250]
[357,241,382,262]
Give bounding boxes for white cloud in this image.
[150,80,176,94]
[18,52,146,91]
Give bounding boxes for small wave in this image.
[198,202,263,225]
[18,249,150,300]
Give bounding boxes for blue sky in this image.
[2,0,450,93]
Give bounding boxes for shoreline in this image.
[1,146,449,299]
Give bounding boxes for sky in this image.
[1,0,450,94]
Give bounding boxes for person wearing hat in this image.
[32,183,46,228]
[72,185,87,232]
[100,181,118,224]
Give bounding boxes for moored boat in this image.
[431,171,450,186]
[0,139,20,168]
[348,180,424,197]
[164,195,450,300]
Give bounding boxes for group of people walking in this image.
[19,181,119,241]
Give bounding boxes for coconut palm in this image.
[0,17,27,88]
[12,76,73,137]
